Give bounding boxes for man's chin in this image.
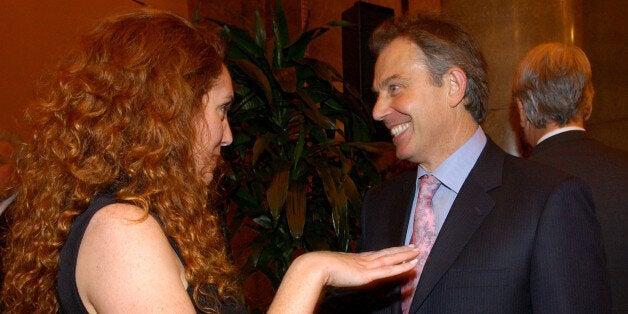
[395,150,412,162]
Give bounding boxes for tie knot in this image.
[419,175,441,199]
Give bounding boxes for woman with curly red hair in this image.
[1,9,418,313]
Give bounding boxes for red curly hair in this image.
[1,9,240,313]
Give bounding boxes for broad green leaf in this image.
[218,24,265,59]
[348,115,373,142]
[252,214,273,229]
[347,142,398,172]
[230,132,251,147]
[253,10,266,48]
[329,89,372,125]
[286,183,306,239]
[342,176,362,210]
[339,148,352,175]
[266,167,290,220]
[274,0,290,50]
[234,187,264,212]
[287,27,329,59]
[305,58,343,84]
[192,9,200,25]
[315,162,351,237]
[271,16,284,68]
[245,240,264,267]
[296,90,337,130]
[272,66,297,93]
[331,196,349,244]
[233,59,273,103]
[252,133,275,164]
[232,88,262,112]
[209,3,389,288]
[290,156,308,182]
[315,162,339,206]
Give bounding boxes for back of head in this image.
[512,42,593,128]
[2,9,238,312]
[30,8,225,194]
[370,13,488,123]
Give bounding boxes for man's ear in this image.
[516,98,528,128]
[447,67,467,108]
[584,106,592,121]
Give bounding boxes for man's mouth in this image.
[390,122,411,137]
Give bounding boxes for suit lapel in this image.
[361,170,417,255]
[365,171,416,314]
[410,140,504,311]
[387,171,418,248]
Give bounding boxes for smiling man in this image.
[332,13,612,313]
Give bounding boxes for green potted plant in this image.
[203,0,396,307]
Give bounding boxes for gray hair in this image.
[512,42,593,128]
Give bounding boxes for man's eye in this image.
[389,85,400,93]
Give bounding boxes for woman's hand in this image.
[269,245,419,313]
[309,245,419,287]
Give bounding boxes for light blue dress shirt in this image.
[404,127,487,244]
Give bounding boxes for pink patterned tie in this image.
[401,175,441,314]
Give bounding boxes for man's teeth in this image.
[391,122,411,137]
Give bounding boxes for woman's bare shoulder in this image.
[76,202,195,313]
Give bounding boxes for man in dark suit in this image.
[322,14,611,313]
[513,42,627,313]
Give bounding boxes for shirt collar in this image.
[537,126,586,145]
[418,126,486,193]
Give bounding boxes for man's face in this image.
[372,38,453,168]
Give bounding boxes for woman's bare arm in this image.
[268,245,419,313]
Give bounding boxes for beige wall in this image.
[442,0,627,154]
[0,0,188,138]
[309,0,627,155]
[306,0,627,154]
[2,0,625,153]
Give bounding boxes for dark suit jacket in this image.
[322,139,611,313]
[529,130,627,313]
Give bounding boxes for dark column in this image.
[341,1,393,107]
[341,2,394,141]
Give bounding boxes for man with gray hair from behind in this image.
[513,42,628,313]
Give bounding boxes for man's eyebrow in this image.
[372,74,404,92]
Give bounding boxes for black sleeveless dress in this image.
[57,189,247,313]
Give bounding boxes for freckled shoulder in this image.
[76,203,195,313]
